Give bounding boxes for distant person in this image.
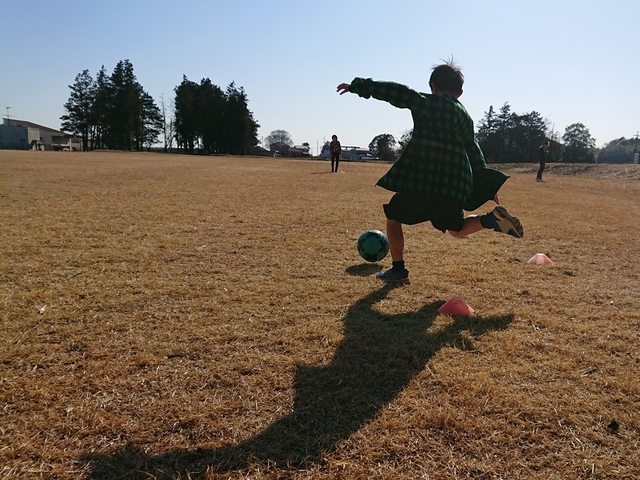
[537,140,550,182]
[337,61,523,283]
[330,135,342,173]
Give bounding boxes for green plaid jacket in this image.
[349,78,507,210]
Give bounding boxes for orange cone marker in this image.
[438,297,475,317]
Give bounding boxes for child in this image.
[537,140,550,182]
[330,134,342,173]
[337,61,523,283]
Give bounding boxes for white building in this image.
[0,119,81,151]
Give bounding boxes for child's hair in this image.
[429,60,464,94]
[332,134,337,140]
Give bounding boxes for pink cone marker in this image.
[438,297,475,317]
[527,253,553,265]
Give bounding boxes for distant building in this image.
[252,145,272,156]
[320,144,375,161]
[0,119,81,151]
[269,142,310,157]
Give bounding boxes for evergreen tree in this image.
[139,91,163,150]
[174,76,201,154]
[174,77,259,155]
[477,103,549,163]
[108,60,140,150]
[62,61,162,151]
[198,78,226,154]
[222,82,259,155]
[477,106,499,162]
[60,69,94,151]
[92,66,112,149]
[496,102,515,162]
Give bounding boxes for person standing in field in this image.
[337,60,523,283]
[330,135,342,173]
[537,140,550,182]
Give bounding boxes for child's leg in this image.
[387,218,404,261]
[449,207,523,239]
[376,218,409,282]
[448,215,483,238]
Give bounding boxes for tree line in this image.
[173,77,259,155]
[476,102,599,164]
[311,102,604,164]
[62,62,633,163]
[477,103,637,164]
[61,60,162,151]
[345,102,634,164]
[61,60,259,154]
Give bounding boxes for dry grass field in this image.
[1,151,639,479]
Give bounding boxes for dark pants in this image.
[537,161,545,180]
[331,154,340,172]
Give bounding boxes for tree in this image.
[397,129,413,156]
[477,105,496,141]
[265,130,293,147]
[597,137,636,164]
[495,102,516,162]
[510,111,548,162]
[198,78,226,154]
[62,61,162,151]
[159,94,175,152]
[91,66,112,150]
[477,102,550,163]
[320,140,330,157]
[222,82,259,155]
[369,134,397,162]
[60,69,94,151]
[174,77,260,155]
[174,76,200,153]
[107,60,137,149]
[562,123,596,163]
[138,91,163,150]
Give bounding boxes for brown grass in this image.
[1,151,639,479]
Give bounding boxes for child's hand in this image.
[337,83,350,95]
[494,194,500,204]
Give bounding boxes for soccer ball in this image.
[357,230,389,262]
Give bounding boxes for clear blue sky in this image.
[2,0,639,153]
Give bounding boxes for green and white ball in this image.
[357,230,389,262]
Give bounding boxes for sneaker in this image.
[488,206,524,238]
[376,268,409,283]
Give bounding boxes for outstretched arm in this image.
[340,77,422,109]
[337,83,350,95]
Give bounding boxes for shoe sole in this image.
[494,206,524,238]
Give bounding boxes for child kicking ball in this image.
[337,60,523,283]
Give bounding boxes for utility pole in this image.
[4,107,12,125]
[633,131,639,164]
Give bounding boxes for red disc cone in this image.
[438,297,475,317]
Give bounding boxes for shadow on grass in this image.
[83,284,514,478]
[345,262,383,276]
